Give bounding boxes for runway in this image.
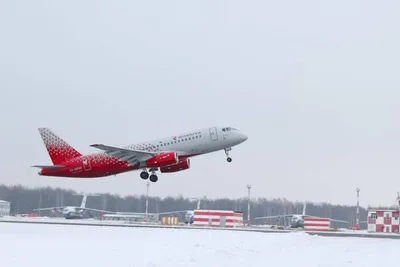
[1,216,400,239]
[0,221,398,267]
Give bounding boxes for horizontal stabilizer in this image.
[31,165,65,169]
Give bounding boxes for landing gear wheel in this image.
[224,148,232,163]
[149,174,158,183]
[140,171,149,180]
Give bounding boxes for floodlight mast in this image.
[145,181,150,218]
[247,184,251,224]
[356,188,360,227]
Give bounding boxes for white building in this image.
[0,200,10,217]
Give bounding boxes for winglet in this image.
[90,144,100,147]
[90,144,108,150]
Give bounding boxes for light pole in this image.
[247,184,251,224]
[356,188,360,227]
[145,181,150,219]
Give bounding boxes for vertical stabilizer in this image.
[302,201,307,216]
[38,128,82,165]
[80,195,88,208]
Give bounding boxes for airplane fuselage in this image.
[38,126,247,179]
[64,211,83,219]
[290,216,305,228]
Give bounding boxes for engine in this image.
[145,152,179,168]
[160,159,190,173]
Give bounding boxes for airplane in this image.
[155,196,206,224]
[33,194,112,219]
[254,202,349,228]
[32,126,248,182]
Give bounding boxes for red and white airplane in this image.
[32,127,248,182]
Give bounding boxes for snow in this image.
[0,222,398,267]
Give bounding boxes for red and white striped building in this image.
[192,209,244,228]
[367,208,400,233]
[303,217,330,231]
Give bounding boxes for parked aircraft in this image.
[254,202,349,228]
[156,196,207,224]
[33,194,111,219]
[32,126,247,182]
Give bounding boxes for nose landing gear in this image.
[225,148,232,162]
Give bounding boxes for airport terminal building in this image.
[0,200,10,217]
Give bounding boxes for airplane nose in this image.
[240,133,248,142]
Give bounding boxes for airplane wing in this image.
[329,218,349,224]
[157,210,191,215]
[33,206,65,211]
[90,144,157,166]
[78,207,116,214]
[254,214,295,220]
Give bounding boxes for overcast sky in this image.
[1,0,400,207]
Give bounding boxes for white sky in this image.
[1,0,400,207]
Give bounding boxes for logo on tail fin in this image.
[38,128,82,165]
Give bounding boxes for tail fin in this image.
[38,128,82,165]
[80,195,88,208]
[302,201,307,216]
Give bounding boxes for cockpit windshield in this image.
[222,127,237,132]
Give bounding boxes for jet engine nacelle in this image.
[160,159,190,173]
[145,152,179,168]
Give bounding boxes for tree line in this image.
[0,184,368,228]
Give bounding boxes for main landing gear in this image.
[140,169,158,183]
[225,147,232,162]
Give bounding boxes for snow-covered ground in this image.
[0,222,398,267]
